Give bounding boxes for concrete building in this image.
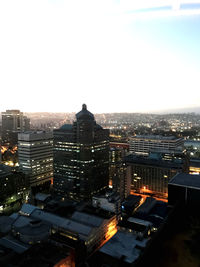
[18,131,53,187]
[109,144,129,192]
[121,195,142,216]
[129,135,184,155]
[168,173,200,207]
[125,153,187,199]
[111,162,131,200]
[92,191,121,220]
[99,230,149,266]
[8,203,117,254]
[2,110,30,145]
[12,215,51,244]
[53,104,109,200]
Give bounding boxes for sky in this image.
[0,0,200,113]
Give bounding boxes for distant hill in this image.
[152,106,200,114]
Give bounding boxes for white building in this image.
[18,131,53,186]
[129,135,184,155]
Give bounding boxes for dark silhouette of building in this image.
[0,164,29,213]
[168,173,200,207]
[53,104,109,200]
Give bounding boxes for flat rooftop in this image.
[124,154,183,168]
[169,173,200,189]
[99,230,148,264]
[127,217,153,227]
[0,235,30,254]
[130,135,181,141]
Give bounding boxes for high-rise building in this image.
[53,104,109,200]
[111,162,131,200]
[125,152,188,199]
[109,143,129,195]
[129,135,184,155]
[18,131,53,187]
[2,110,30,145]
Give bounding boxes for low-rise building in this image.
[99,230,149,266]
[92,191,121,220]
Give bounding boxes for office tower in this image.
[2,110,30,145]
[111,162,131,200]
[18,131,53,187]
[129,135,184,155]
[53,104,109,200]
[109,142,129,189]
[125,152,187,199]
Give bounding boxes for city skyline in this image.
[1,1,200,113]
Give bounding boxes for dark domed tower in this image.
[53,104,109,200]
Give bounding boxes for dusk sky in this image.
[1,0,200,113]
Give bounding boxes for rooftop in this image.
[169,173,200,189]
[124,154,183,168]
[127,217,153,227]
[59,124,73,131]
[18,131,53,140]
[0,235,30,254]
[99,230,148,264]
[71,211,104,227]
[12,215,32,229]
[19,204,39,216]
[130,135,182,141]
[0,216,15,234]
[76,104,94,121]
[35,193,51,202]
[31,209,94,239]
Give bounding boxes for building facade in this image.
[129,135,184,155]
[18,131,53,187]
[125,153,187,199]
[53,104,109,200]
[111,162,131,200]
[2,110,30,145]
